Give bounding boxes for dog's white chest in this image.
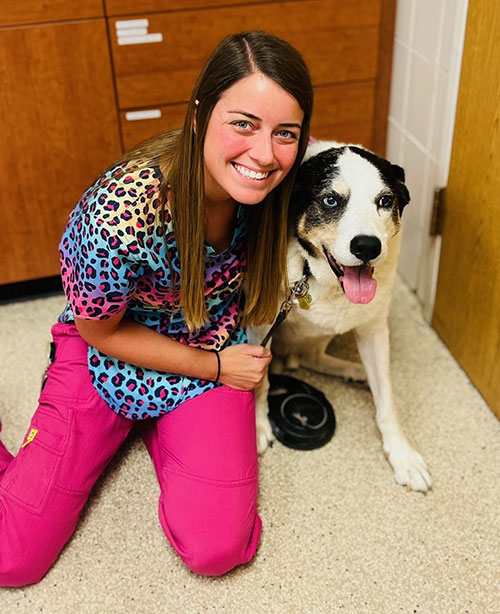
[289,282,369,336]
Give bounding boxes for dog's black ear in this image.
[397,183,411,214]
[391,164,410,215]
[391,164,405,182]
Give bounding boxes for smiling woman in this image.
[0,31,313,587]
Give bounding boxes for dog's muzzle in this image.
[323,246,377,305]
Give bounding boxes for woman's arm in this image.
[74,311,271,390]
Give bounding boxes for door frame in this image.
[386,0,469,322]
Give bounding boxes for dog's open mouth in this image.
[323,247,377,304]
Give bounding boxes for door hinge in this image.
[430,187,446,236]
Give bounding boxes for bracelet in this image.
[209,349,221,384]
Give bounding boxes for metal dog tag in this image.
[298,293,312,310]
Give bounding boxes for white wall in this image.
[387,0,469,320]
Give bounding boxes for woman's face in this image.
[202,73,304,207]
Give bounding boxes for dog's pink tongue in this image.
[341,266,377,304]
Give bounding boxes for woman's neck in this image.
[204,199,238,253]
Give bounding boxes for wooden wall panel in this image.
[0,0,104,27]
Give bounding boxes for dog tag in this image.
[298,293,312,310]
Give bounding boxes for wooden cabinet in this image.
[0,0,395,288]
[0,19,122,285]
[109,1,379,108]
[109,0,395,153]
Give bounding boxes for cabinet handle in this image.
[115,19,163,46]
[125,110,162,121]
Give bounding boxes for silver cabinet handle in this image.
[125,110,162,121]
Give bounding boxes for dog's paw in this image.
[384,438,432,492]
[256,413,275,455]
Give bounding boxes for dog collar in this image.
[260,260,313,347]
[292,262,312,309]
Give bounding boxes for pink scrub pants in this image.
[0,323,262,587]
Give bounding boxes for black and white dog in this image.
[250,141,431,492]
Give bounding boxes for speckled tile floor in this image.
[1,277,499,614]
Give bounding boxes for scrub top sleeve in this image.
[59,194,143,320]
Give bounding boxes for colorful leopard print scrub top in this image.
[58,162,247,419]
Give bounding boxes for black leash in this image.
[260,262,312,347]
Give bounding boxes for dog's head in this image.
[290,142,410,304]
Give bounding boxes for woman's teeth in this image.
[233,163,270,180]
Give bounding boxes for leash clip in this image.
[291,275,312,310]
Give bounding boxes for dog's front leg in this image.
[354,320,431,492]
[255,375,275,454]
[247,325,276,454]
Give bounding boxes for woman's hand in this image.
[218,344,272,390]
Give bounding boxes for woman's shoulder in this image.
[61,159,172,261]
[86,160,164,209]
[74,160,169,229]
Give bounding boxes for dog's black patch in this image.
[348,146,410,215]
[290,147,347,233]
[297,235,317,258]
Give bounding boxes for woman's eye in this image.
[232,120,252,130]
[379,194,393,208]
[322,195,338,208]
[276,129,297,139]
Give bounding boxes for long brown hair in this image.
[122,31,313,331]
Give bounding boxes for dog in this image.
[249,141,431,492]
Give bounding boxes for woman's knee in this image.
[158,481,262,576]
[0,542,47,587]
[178,513,263,576]
[0,565,45,588]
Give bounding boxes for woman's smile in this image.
[231,162,273,181]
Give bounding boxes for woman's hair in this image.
[121,31,313,331]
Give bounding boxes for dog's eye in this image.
[378,195,393,208]
[322,195,338,208]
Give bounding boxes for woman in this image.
[0,30,313,585]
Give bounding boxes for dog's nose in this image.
[350,235,381,263]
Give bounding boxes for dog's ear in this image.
[391,163,405,182]
[391,164,411,215]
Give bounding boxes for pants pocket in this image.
[0,404,70,515]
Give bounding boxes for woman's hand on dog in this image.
[218,344,272,390]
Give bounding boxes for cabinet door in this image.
[0,20,122,284]
[312,82,376,146]
[0,0,104,27]
[109,0,380,109]
[105,0,273,14]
